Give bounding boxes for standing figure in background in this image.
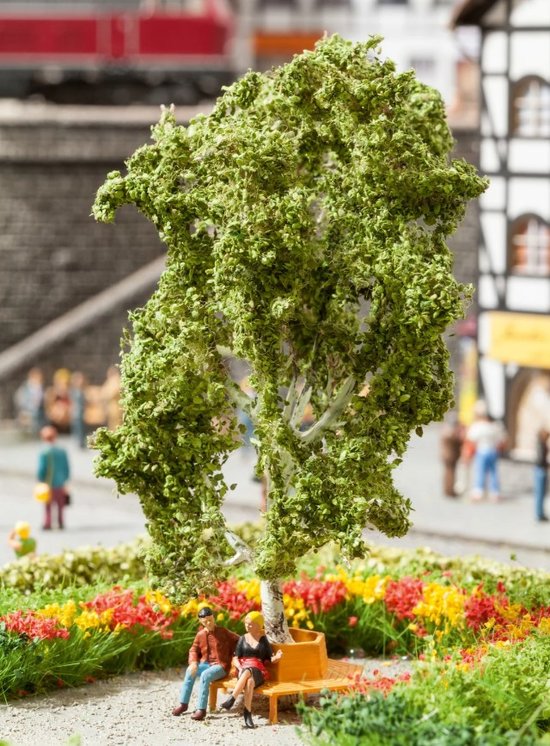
[466,400,507,502]
[37,425,70,530]
[8,521,37,559]
[440,413,464,497]
[14,367,46,437]
[70,371,88,449]
[534,427,549,522]
[45,368,72,433]
[101,366,122,430]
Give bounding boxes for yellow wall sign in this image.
[488,311,550,368]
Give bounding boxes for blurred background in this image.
[0,0,548,568]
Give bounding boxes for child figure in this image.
[220,611,283,728]
[8,522,37,559]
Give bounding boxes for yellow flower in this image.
[235,578,261,604]
[74,608,114,632]
[145,590,172,614]
[337,570,390,604]
[180,598,207,618]
[413,583,465,629]
[36,600,78,628]
[538,618,550,635]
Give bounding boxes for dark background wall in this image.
[445,127,480,389]
[0,104,170,418]
[0,103,480,419]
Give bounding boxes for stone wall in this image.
[0,103,175,418]
[0,102,481,419]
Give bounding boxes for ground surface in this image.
[0,657,412,746]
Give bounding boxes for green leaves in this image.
[92,34,486,599]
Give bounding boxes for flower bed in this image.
[202,565,550,658]
[0,542,548,742]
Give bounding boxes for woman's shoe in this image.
[243,708,255,728]
[220,696,235,710]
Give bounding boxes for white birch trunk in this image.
[260,579,293,643]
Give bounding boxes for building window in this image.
[511,215,550,276]
[512,76,550,137]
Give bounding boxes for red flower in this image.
[384,577,424,621]
[83,587,179,638]
[282,579,348,614]
[207,580,259,618]
[351,671,411,696]
[1,610,69,640]
[348,616,359,628]
[464,590,508,632]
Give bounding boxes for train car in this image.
[0,0,236,104]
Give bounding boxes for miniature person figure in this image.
[534,427,549,522]
[220,611,283,729]
[37,425,70,530]
[466,400,507,502]
[8,521,37,559]
[14,367,46,437]
[440,412,464,497]
[101,365,122,430]
[70,371,88,449]
[172,606,239,721]
[45,368,72,433]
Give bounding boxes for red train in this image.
[0,1,236,104]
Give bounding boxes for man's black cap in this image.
[198,607,214,618]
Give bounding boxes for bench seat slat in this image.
[209,658,362,724]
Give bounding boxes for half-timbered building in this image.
[452,0,550,458]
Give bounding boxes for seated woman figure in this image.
[220,611,283,728]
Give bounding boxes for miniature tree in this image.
[92,35,487,641]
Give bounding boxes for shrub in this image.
[0,538,148,593]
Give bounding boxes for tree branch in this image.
[298,375,356,444]
[223,530,255,567]
[290,383,312,431]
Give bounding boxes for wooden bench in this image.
[209,627,363,724]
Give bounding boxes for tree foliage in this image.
[92,35,487,601]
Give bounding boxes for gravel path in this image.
[0,659,412,746]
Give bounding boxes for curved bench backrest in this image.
[269,627,328,681]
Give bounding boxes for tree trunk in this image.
[260,579,293,643]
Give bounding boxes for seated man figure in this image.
[172,606,239,721]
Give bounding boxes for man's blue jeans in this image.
[179,663,226,710]
[534,465,547,519]
[473,449,499,495]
